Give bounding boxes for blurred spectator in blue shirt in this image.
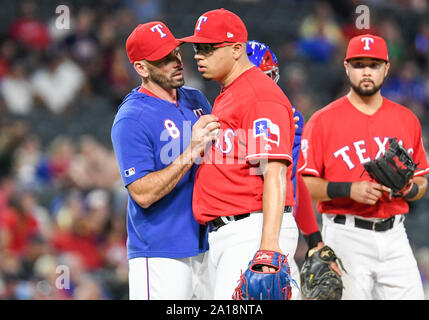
[415,21,429,69]
[382,60,428,117]
[125,0,164,22]
[297,1,344,63]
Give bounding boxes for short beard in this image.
[350,78,384,97]
[147,66,184,89]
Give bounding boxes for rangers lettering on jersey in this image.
[215,128,236,154]
[207,125,288,166]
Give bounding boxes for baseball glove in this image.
[232,250,298,300]
[300,245,345,300]
[363,137,417,197]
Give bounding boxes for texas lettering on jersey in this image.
[331,136,413,170]
[302,136,414,174]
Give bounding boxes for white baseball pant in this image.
[322,214,425,300]
[207,209,300,300]
[128,251,211,300]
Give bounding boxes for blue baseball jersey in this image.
[291,109,304,214]
[111,86,212,259]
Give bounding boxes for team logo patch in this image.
[253,118,280,146]
[124,167,135,177]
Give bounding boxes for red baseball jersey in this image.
[302,95,429,218]
[193,67,296,224]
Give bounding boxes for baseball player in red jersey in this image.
[301,34,429,299]
[180,9,299,299]
[246,40,342,299]
[246,40,343,296]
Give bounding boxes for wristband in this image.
[404,183,419,199]
[327,182,352,199]
[303,231,323,249]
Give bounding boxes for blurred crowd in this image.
[0,0,429,299]
[0,122,128,299]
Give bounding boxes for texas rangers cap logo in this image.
[361,36,374,50]
[150,24,167,38]
[253,118,280,146]
[196,15,208,31]
[344,34,389,62]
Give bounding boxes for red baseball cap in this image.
[345,34,389,62]
[126,21,182,63]
[179,8,247,44]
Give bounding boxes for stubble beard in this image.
[350,78,384,97]
[149,68,184,89]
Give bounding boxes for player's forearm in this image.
[295,174,320,235]
[128,147,195,208]
[259,160,287,251]
[406,176,428,201]
[302,176,331,202]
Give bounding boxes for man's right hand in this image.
[350,181,391,205]
[190,114,220,161]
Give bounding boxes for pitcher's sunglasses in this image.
[193,42,235,55]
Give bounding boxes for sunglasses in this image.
[192,42,234,55]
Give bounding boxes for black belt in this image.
[208,213,250,232]
[208,206,293,232]
[333,215,401,232]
